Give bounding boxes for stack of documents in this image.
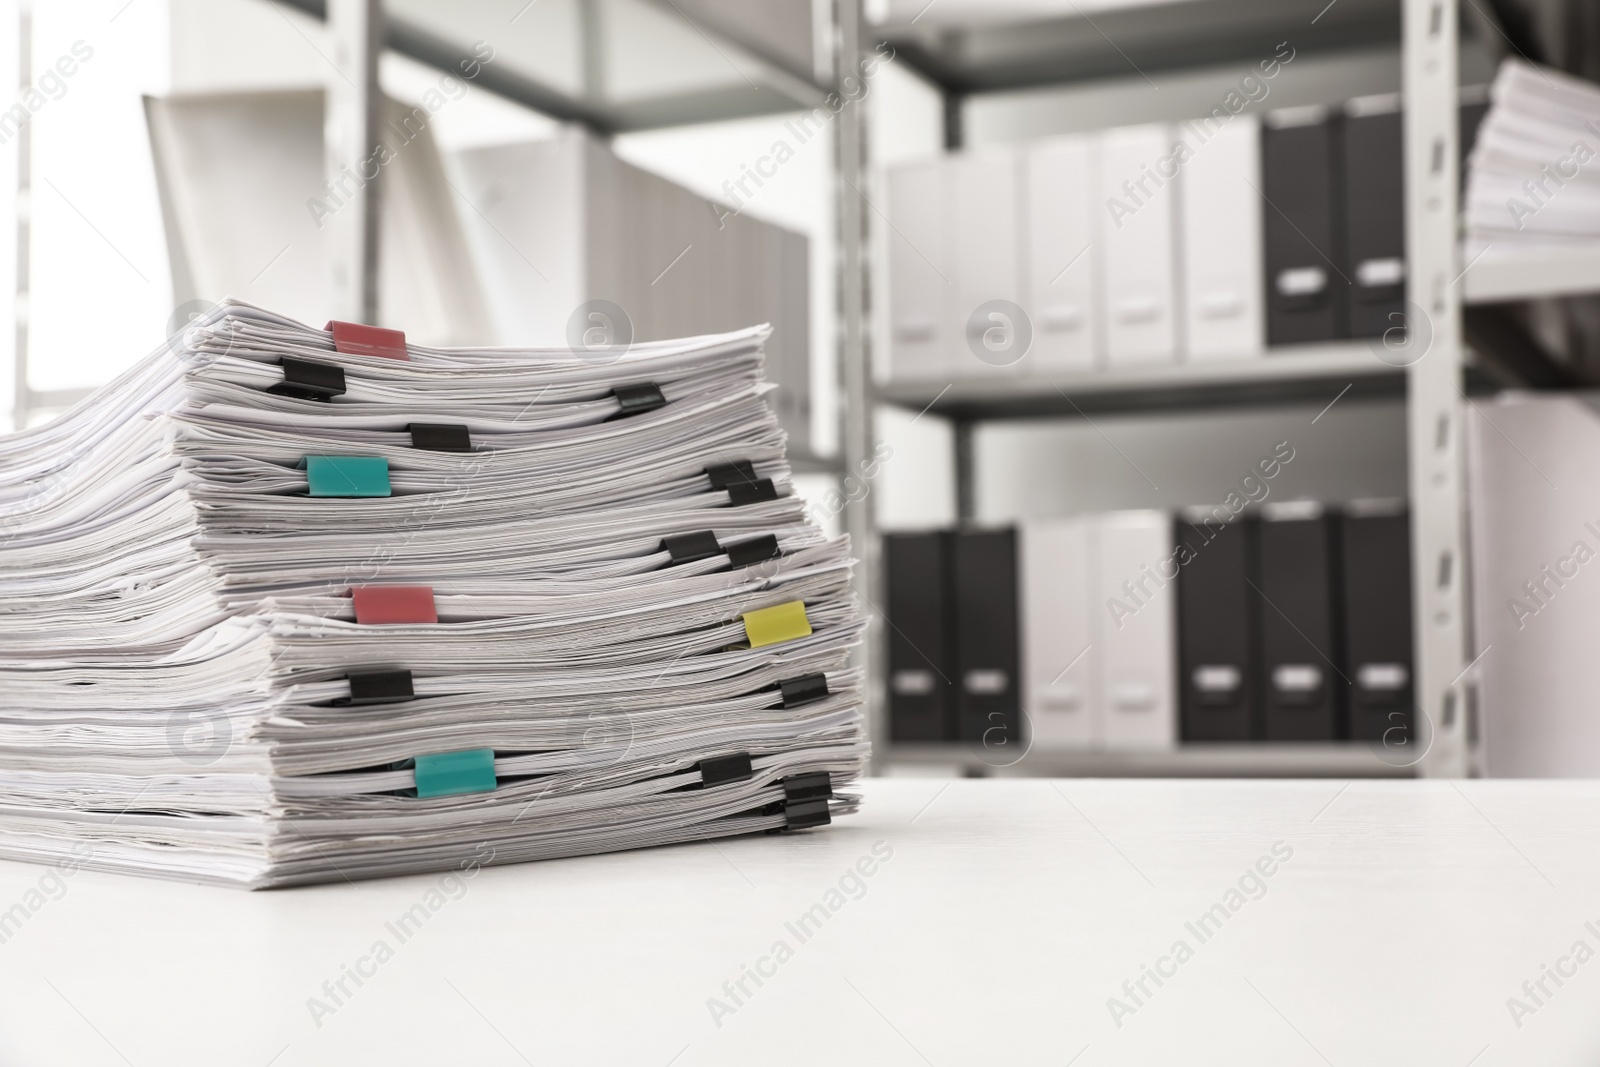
[0,301,864,888]
[1465,59,1600,253]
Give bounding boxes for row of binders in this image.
[886,95,1487,379]
[886,502,1413,750]
[0,303,863,888]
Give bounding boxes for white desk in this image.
[1,778,1596,1065]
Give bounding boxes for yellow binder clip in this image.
[741,601,812,648]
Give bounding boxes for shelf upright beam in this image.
[1403,0,1472,777]
[10,1,31,432]
[835,0,883,771]
[953,419,977,521]
[943,89,963,151]
[325,0,383,325]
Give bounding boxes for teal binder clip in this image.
[304,456,391,497]
[413,749,496,798]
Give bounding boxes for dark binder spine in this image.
[953,529,1022,751]
[1257,513,1343,742]
[885,533,956,742]
[1342,509,1415,744]
[1341,104,1405,341]
[1262,110,1347,346]
[1176,514,1260,742]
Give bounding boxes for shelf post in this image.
[325,0,383,325]
[1403,0,1472,777]
[835,0,883,771]
[953,418,977,521]
[9,1,30,432]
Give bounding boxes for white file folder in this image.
[1095,510,1177,749]
[1025,136,1098,375]
[887,160,951,382]
[1179,116,1265,360]
[1097,124,1180,367]
[1020,517,1098,749]
[952,147,1025,378]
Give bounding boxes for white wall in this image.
[22,1,172,405]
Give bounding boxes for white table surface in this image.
[1,777,1597,1066]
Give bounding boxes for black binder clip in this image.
[725,534,781,568]
[704,460,757,489]
[342,669,415,705]
[697,752,754,788]
[268,357,346,401]
[704,462,779,506]
[607,383,666,420]
[727,479,778,506]
[408,423,473,452]
[767,771,833,832]
[778,673,829,708]
[661,530,722,565]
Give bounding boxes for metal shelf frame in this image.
[1463,242,1600,304]
[887,743,1420,779]
[846,0,1478,778]
[876,0,1404,99]
[280,0,833,134]
[876,342,1409,421]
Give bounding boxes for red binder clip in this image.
[351,586,437,624]
[325,320,408,361]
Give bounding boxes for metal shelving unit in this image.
[1463,242,1600,303]
[888,742,1418,779]
[876,342,1406,420]
[842,0,1492,778]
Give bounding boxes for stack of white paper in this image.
[1465,59,1600,254]
[0,301,864,888]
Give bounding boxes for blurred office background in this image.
[6,0,1600,778]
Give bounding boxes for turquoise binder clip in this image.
[413,749,496,798]
[304,456,391,497]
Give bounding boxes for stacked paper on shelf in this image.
[0,302,864,888]
[1465,58,1600,252]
